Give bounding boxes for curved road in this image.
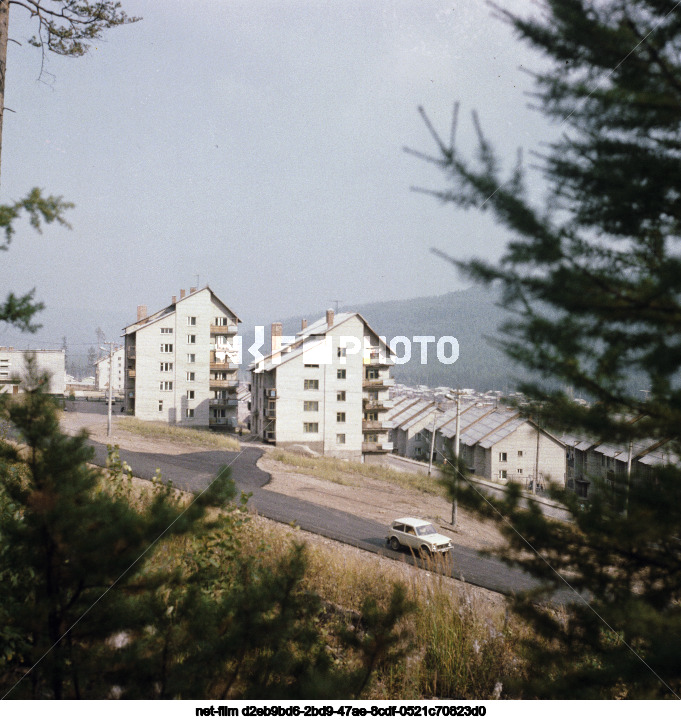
[82,425,575,603]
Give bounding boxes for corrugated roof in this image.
[385,397,420,422]
[458,408,519,447]
[402,403,439,431]
[439,404,494,439]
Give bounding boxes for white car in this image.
[387,517,453,556]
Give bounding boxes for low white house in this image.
[432,406,567,488]
[0,347,66,395]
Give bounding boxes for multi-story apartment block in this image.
[123,287,240,428]
[0,347,66,395]
[95,346,125,395]
[250,309,394,460]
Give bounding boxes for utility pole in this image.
[101,342,114,437]
[427,413,437,476]
[451,390,461,527]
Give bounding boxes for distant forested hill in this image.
[273,286,527,392]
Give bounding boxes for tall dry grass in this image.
[268,449,442,495]
[117,416,240,451]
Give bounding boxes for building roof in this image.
[251,311,393,372]
[438,405,565,450]
[388,399,437,431]
[123,286,241,335]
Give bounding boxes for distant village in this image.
[2,285,675,501]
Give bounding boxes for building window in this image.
[366,368,379,380]
[365,411,378,421]
[158,400,163,411]
[337,412,346,423]
[160,362,173,372]
[499,470,507,480]
[499,452,507,462]
[187,316,197,326]
[187,371,195,381]
[187,353,196,363]
[304,363,319,368]
[303,401,319,411]
[303,422,319,433]
[160,327,173,334]
[337,434,346,445]
[304,379,319,390]
[214,316,228,326]
[518,450,523,457]
[337,347,346,358]
[187,390,195,399]
[187,335,196,344]
[186,408,194,418]
[160,344,173,353]
[160,381,173,391]
[337,390,346,401]
[365,433,378,442]
[517,468,523,475]
[337,369,346,379]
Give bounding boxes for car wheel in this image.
[389,536,401,551]
[419,545,432,559]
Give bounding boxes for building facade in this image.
[123,287,240,428]
[250,310,394,460]
[0,348,66,395]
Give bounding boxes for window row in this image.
[159,337,197,353]
[498,451,523,462]
[303,371,346,390]
[302,392,346,411]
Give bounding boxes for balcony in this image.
[265,407,276,419]
[366,349,393,366]
[362,420,392,431]
[362,377,395,389]
[210,398,238,408]
[210,322,238,335]
[127,369,136,378]
[210,378,239,389]
[127,347,136,359]
[362,441,394,453]
[363,397,395,411]
[210,361,239,372]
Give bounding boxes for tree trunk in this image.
[0,0,8,185]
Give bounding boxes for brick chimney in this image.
[326,309,334,328]
[301,318,308,331]
[190,286,197,294]
[172,295,177,305]
[271,322,283,354]
[137,305,147,321]
[180,289,186,299]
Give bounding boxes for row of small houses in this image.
[385,397,678,497]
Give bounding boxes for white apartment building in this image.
[250,310,394,460]
[0,347,66,395]
[123,287,240,428]
[95,346,125,395]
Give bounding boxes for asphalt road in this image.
[83,428,577,602]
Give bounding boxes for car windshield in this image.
[415,524,437,536]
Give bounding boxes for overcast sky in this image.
[1,0,553,349]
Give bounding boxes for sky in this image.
[0,0,554,353]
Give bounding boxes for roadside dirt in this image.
[257,455,506,554]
